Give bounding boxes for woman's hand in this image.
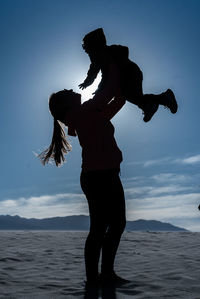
[100,96,126,120]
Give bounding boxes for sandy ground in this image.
[0,231,200,298]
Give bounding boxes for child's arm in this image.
[79,62,100,89]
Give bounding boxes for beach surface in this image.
[0,231,200,298]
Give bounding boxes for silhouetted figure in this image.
[39,86,128,286]
[84,275,118,299]
[198,204,200,210]
[79,28,178,122]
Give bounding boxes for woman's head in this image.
[38,89,81,167]
[49,89,81,123]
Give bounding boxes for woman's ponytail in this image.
[39,118,71,166]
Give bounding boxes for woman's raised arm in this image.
[91,63,120,109]
[100,96,125,120]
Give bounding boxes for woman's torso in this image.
[68,99,123,172]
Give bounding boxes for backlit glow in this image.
[80,73,102,102]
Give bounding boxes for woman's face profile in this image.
[63,89,81,107]
[58,90,81,125]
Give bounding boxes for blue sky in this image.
[0,0,200,231]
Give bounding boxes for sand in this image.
[0,231,200,298]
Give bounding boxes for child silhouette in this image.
[79,28,178,122]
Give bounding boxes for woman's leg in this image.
[101,171,126,275]
[84,222,107,282]
[80,169,126,282]
[80,171,110,282]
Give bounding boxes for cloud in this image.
[126,192,200,230]
[121,164,200,231]
[122,176,145,183]
[126,157,171,167]
[179,154,200,165]
[1,164,200,231]
[152,173,190,183]
[125,184,192,197]
[125,186,153,197]
[148,185,193,196]
[1,189,200,231]
[0,193,88,219]
[143,157,171,167]
[127,153,200,168]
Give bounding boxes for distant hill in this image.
[0,215,188,231]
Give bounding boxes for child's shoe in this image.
[163,89,178,114]
[143,102,159,122]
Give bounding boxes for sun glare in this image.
[80,73,102,102]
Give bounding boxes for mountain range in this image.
[0,215,188,231]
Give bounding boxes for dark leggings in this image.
[80,169,126,281]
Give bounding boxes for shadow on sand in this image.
[84,281,141,299]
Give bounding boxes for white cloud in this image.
[148,185,192,196]
[122,176,145,183]
[152,173,190,183]
[181,154,200,165]
[0,193,88,219]
[127,153,200,168]
[173,154,200,165]
[1,200,18,207]
[125,186,153,196]
[143,157,171,167]
[126,192,200,231]
[125,184,193,198]
[1,167,200,231]
[126,157,171,167]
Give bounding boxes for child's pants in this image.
[94,60,166,109]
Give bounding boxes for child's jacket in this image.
[82,28,143,98]
[83,45,129,88]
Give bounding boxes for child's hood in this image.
[83,28,107,47]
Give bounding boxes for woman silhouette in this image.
[39,82,127,285]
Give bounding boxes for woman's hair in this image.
[38,90,73,167]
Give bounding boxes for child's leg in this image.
[122,62,177,121]
[143,89,178,114]
[121,64,159,122]
[121,60,144,106]
[127,91,177,122]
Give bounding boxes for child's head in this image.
[82,28,107,53]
